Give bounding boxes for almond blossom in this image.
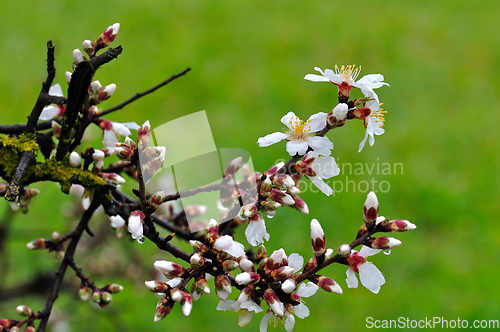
[345,245,385,294]
[297,151,340,196]
[358,88,387,152]
[257,111,332,156]
[100,120,140,151]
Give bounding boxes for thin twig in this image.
[99,67,191,117]
[36,198,100,332]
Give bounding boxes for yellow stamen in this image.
[334,64,362,82]
[371,108,387,128]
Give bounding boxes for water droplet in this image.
[383,249,392,255]
[267,214,274,219]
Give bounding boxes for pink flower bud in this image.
[317,276,342,294]
[235,272,260,285]
[190,240,210,255]
[384,219,417,232]
[95,23,120,49]
[154,295,174,322]
[369,236,402,249]
[26,238,48,250]
[137,120,151,150]
[98,84,116,101]
[150,191,165,209]
[170,289,183,302]
[327,103,349,125]
[154,260,186,278]
[263,289,284,317]
[144,280,170,293]
[180,292,193,316]
[128,211,145,243]
[364,191,379,223]
[224,156,243,177]
[310,219,326,256]
[270,266,294,281]
[82,39,94,56]
[190,253,206,270]
[16,305,33,317]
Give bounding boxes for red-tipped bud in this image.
[259,176,273,196]
[272,174,294,189]
[180,292,193,316]
[383,219,417,232]
[150,191,165,209]
[263,289,284,317]
[224,156,243,177]
[327,103,349,126]
[364,191,379,224]
[95,23,120,50]
[145,280,171,293]
[82,40,94,56]
[154,260,186,279]
[190,253,206,270]
[26,238,49,250]
[16,305,33,317]
[270,189,294,206]
[214,274,232,301]
[266,248,288,270]
[189,240,210,255]
[368,236,402,249]
[235,271,260,285]
[317,276,342,294]
[310,219,326,256]
[154,295,174,322]
[292,195,309,215]
[137,120,151,150]
[222,259,239,272]
[97,84,116,101]
[206,218,219,245]
[270,266,294,281]
[79,284,90,301]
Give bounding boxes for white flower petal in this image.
[48,84,64,97]
[357,74,389,89]
[39,106,60,121]
[257,132,288,147]
[359,245,381,257]
[285,140,308,156]
[303,74,330,82]
[310,154,340,179]
[305,112,327,132]
[280,111,297,128]
[346,268,358,288]
[122,121,141,130]
[288,253,304,272]
[358,262,385,294]
[322,69,344,85]
[260,311,272,332]
[296,282,319,298]
[216,299,236,311]
[285,313,296,331]
[245,217,270,246]
[111,122,132,137]
[240,300,264,313]
[305,136,333,156]
[293,303,310,319]
[309,176,333,196]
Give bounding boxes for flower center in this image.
[334,64,361,83]
[288,116,312,139]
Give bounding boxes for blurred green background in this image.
[1,0,499,331]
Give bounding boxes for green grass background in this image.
[1,0,499,331]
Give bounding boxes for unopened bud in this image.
[68,151,81,168]
[16,305,32,317]
[235,272,260,285]
[98,84,116,101]
[180,292,193,316]
[369,236,402,249]
[51,232,61,242]
[281,278,297,293]
[327,103,349,125]
[26,238,47,250]
[101,292,112,304]
[363,191,379,224]
[107,283,123,293]
[310,219,326,256]
[170,289,183,302]
[144,280,170,293]
[79,285,90,301]
[317,276,342,294]
[190,253,206,270]
[338,244,351,257]
[82,40,94,56]
[189,240,210,255]
[72,49,85,66]
[92,291,102,303]
[222,259,239,272]
[150,191,165,210]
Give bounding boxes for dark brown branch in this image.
[99,67,191,117]
[4,151,35,202]
[36,198,100,332]
[25,41,57,134]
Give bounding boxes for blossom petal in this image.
[39,106,60,121]
[303,74,330,82]
[359,245,382,257]
[281,111,298,128]
[284,313,296,331]
[288,253,304,272]
[309,153,340,179]
[245,216,270,246]
[346,268,358,288]
[49,84,64,97]
[309,176,333,196]
[306,136,333,155]
[259,311,273,332]
[296,282,319,298]
[103,129,119,150]
[258,132,288,147]
[122,121,141,130]
[240,300,264,313]
[216,299,236,311]
[322,69,344,85]
[293,303,310,319]
[357,74,389,89]
[305,112,327,132]
[111,122,132,137]
[285,140,309,156]
[358,262,385,294]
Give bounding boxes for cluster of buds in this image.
[79,283,123,308]
[4,186,40,214]
[26,231,65,261]
[71,23,120,65]
[145,219,245,322]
